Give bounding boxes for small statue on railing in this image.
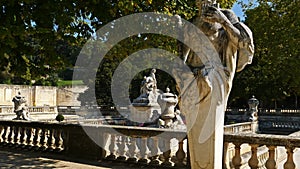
[12,92,30,120]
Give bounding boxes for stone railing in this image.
[224,132,300,169]
[99,125,188,168]
[0,106,57,114]
[260,108,300,114]
[0,106,58,121]
[226,108,300,114]
[224,122,253,134]
[0,120,300,168]
[0,120,103,161]
[259,113,300,135]
[0,120,64,152]
[0,120,188,167]
[0,106,14,113]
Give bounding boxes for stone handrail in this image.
[1,120,300,168]
[224,122,253,134]
[0,106,57,114]
[85,124,188,167]
[226,108,300,114]
[260,109,300,114]
[0,120,103,161]
[0,120,64,152]
[0,120,188,167]
[224,132,300,168]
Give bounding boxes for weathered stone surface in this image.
[0,84,87,107]
[176,1,254,168]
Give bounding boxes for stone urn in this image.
[157,88,178,127]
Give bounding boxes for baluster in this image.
[106,134,116,160]
[27,128,35,149]
[117,136,127,161]
[248,144,259,169]
[40,129,48,151]
[284,146,296,169]
[55,129,64,151]
[0,126,5,144]
[47,129,56,151]
[148,137,161,166]
[33,128,42,150]
[232,143,242,169]
[175,139,186,167]
[15,127,22,146]
[3,126,9,145]
[223,142,232,169]
[127,137,138,163]
[8,126,15,146]
[161,137,173,166]
[265,146,276,169]
[137,137,149,164]
[21,127,28,148]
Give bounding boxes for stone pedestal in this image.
[129,103,161,124]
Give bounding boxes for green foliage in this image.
[1,0,241,106]
[79,0,237,106]
[229,0,300,108]
[0,1,88,84]
[57,80,84,87]
[55,114,64,122]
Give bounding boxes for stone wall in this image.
[0,84,87,107]
[56,85,88,106]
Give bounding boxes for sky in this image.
[231,0,258,21]
[232,2,245,20]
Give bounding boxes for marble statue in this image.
[176,0,254,168]
[12,92,30,120]
[134,69,160,105]
[130,69,161,125]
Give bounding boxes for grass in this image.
[57,80,84,86]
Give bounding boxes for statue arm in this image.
[236,22,255,72]
[202,7,242,44]
[220,19,241,44]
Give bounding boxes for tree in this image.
[0,1,92,84]
[0,0,238,104]
[78,0,238,106]
[229,0,300,108]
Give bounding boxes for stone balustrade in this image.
[224,132,300,169]
[0,106,57,114]
[0,120,64,152]
[0,120,103,161]
[261,109,300,114]
[99,125,188,167]
[224,122,253,134]
[0,106,58,121]
[0,120,300,168]
[259,113,300,134]
[0,106,14,113]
